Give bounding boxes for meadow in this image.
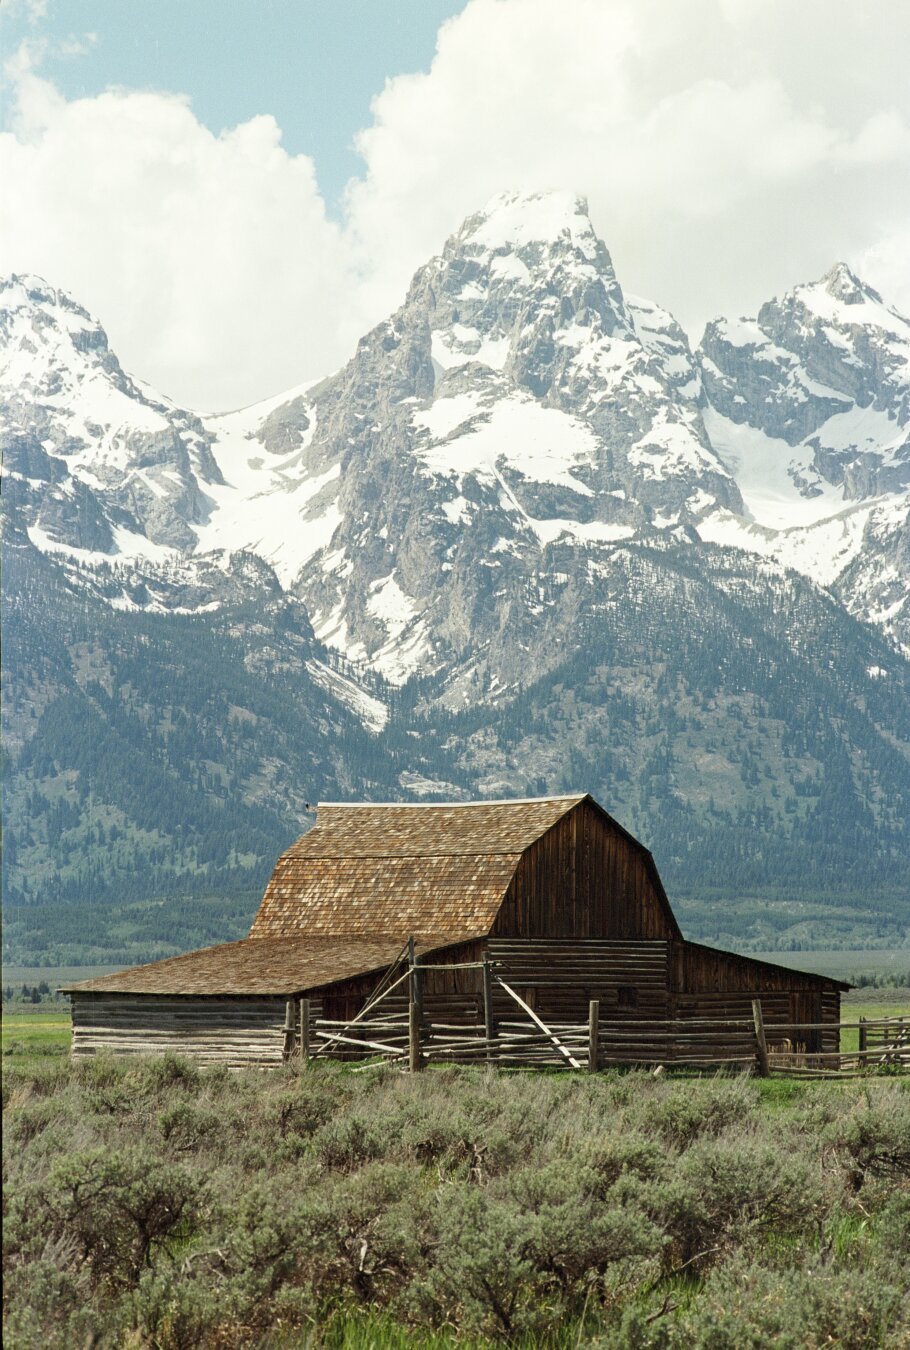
[3,1014,909,1348]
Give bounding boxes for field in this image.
[3,1011,910,1348]
[3,965,123,986]
[749,950,910,983]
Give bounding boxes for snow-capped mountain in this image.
[4,197,907,667]
[3,193,909,947]
[696,263,909,648]
[0,275,223,560]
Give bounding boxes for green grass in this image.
[1,1007,71,1070]
[839,1001,910,1055]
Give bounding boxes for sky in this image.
[2,0,909,412]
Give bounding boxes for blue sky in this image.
[1,0,467,212]
[2,0,908,410]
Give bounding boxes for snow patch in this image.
[703,407,845,529]
[413,392,482,440]
[305,658,388,733]
[418,393,598,497]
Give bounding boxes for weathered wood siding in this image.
[70,994,293,1067]
[671,941,841,1052]
[315,940,485,1026]
[492,801,678,940]
[488,938,670,1023]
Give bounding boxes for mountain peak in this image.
[1,272,97,329]
[818,261,882,306]
[456,189,599,261]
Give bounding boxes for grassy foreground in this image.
[3,1050,909,1349]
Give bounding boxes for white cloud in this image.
[346,0,910,339]
[1,0,909,409]
[855,224,910,318]
[0,53,353,410]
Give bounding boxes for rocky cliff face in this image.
[201,193,744,683]
[1,274,223,556]
[2,195,909,937]
[695,263,909,649]
[699,262,909,497]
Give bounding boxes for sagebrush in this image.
[3,1058,909,1347]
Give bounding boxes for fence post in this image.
[299,998,310,1069]
[752,999,769,1078]
[482,954,495,1062]
[408,937,423,1072]
[588,999,600,1074]
[858,1016,867,1054]
[409,999,423,1073]
[283,999,296,1062]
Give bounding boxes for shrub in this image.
[4,1059,909,1346]
[632,1134,824,1268]
[674,1252,908,1349]
[126,1267,223,1350]
[822,1087,910,1191]
[34,1147,207,1287]
[158,1100,224,1153]
[410,1185,539,1337]
[645,1081,753,1148]
[1,1259,103,1350]
[312,1112,391,1172]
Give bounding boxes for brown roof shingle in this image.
[251,853,521,940]
[59,934,462,996]
[286,796,587,858]
[65,796,588,997]
[250,796,585,940]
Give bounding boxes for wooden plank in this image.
[588,1000,600,1074]
[752,1000,769,1078]
[311,968,411,1056]
[495,977,582,1069]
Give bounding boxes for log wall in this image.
[69,994,297,1068]
[671,941,841,1053]
[488,938,670,1023]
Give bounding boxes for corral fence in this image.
[280,946,909,1079]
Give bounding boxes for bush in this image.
[674,1252,908,1349]
[31,1147,207,1287]
[822,1086,910,1191]
[3,1060,909,1346]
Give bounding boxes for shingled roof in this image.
[63,796,588,995]
[250,795,587,940]
[59,934,458,997]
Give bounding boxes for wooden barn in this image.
[62,795,847,1068]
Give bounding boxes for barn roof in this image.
[59,934,462,997]
[250,794,587,940]
[286,796,588,857]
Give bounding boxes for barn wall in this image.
[492,801,677,940]
[70,994,293,1067]
[312,940,485,1026]
[488,938,670,1023]
[672,942,842,1052]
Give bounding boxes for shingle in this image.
[288,796,585,859]
[60,934,463,996]
[250,853,521,939]
[65,796,587,997]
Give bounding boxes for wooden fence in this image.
[278,954,909,1078]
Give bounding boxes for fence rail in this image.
[285,1000,909,1078]
[276,943,908,1077]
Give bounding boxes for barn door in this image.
[790,991,821,1054]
